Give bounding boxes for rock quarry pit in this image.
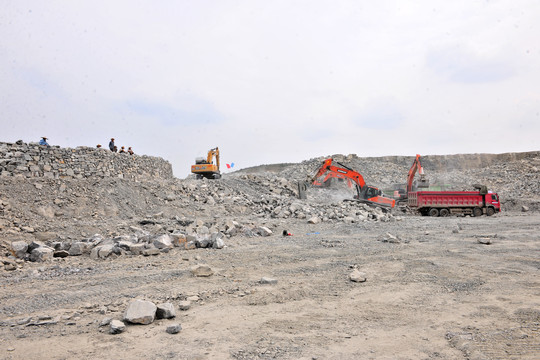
[1,141,539,359]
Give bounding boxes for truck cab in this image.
[486,192,501,213]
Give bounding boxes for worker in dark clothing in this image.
[119,146,126,153]
[128,147,134,155]
[109,138,117,152]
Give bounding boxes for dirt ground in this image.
[1,210,539,360]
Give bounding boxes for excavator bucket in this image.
[417,175,429,188]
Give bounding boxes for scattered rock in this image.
[521,205,529,212]
[100,317,112,327]
[190,264,214,277]
[307,217,320,224]
[153,234,173,249]
[53,250,69,258]
[349,269,367,283]
[381,233,401,243]
[156,303,176,319]
[110,319,126,334]
[11,241,28,259]
[260,277,277,285]
[178,301,191,311]
[3,260,17,271]
[123,300,157,325]
[477,237,492,245]
[256,226,273,236]
[30,246,54,262]
[142,248,160,256]
[166,323,182,334]
[90,245,114,260]
[170,233,187,247]
[213,235,225,249]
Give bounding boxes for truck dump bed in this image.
[408,191,484,208]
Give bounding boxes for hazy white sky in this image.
[1,0,539,177]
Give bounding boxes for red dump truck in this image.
[408,185,501,217]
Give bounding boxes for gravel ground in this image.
[1,211,539,359]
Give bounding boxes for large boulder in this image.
[90,244,114,259]
[123,300,157,325]
[152,234,173,249]
[255,227,272,237]
[70,242,87,257]
[128,243,145,255]
[30,246,54,262]
[170,233,187,247]
[28,240,46,252]
[11,241,28,259]
[156,303,176,319]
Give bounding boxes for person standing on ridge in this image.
[109,138,117,152]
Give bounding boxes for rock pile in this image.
[0,141,172,180]
[101,299,183,335]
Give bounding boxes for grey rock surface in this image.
[123,300,157,325]
[156,303,176,319]
[190,264,214,277]
[110,319,126,334]
[166,323,182,334]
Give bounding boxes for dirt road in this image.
[1,211,539,359]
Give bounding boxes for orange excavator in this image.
[311,158,395,208]
[395,154,429,203]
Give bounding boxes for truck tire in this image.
[439,208,450,217]
[428,208,439,217]
[473,207,483,217]
[486,207,495,216]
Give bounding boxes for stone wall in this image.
[0,141,173,180]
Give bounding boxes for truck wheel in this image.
[439,208,450,217]
[486,207,495,216]
[473,207,483,217]
[428,208,439,217]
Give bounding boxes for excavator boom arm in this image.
[312,158,366,189]
[406,154,428,193]
[206,147,220,171]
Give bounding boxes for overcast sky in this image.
[1,1,539,177]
